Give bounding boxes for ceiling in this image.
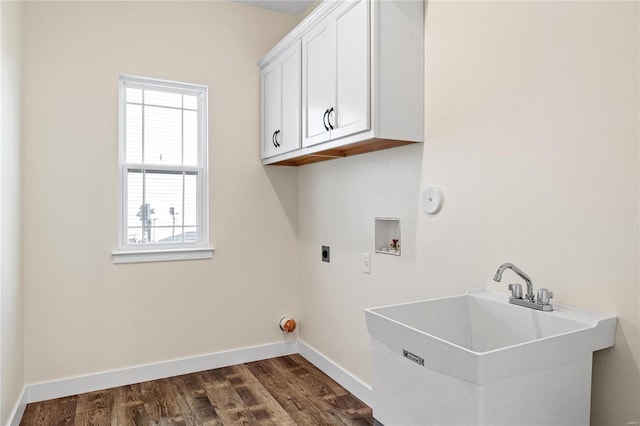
[234,0,315,16]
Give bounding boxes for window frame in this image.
[113,74,213,264]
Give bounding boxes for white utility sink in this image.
[365,289,616,425]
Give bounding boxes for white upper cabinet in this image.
[301,19,333,146]
[260,41,301,159]
[302,0,369,147]
[259,0,423,166]
[261,60,281,158]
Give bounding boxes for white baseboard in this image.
[8,386,27,426]
[26,340,298,404]
[13,338,372,425]
[297,339,372,407]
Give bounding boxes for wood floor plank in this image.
[110,384,146,426]
[218,364,260,386]
[20,355,373,426]
[288,354,350,397]
[75,408,110,426]
[141,379,182,421]
[20,403,42,425]
[76,389,113,414]
[320,393,373,425]
[30,396,77,426]
[109,401,145,426]
[188,391,220,424]
[232,380,296,425]
[275,357,343,399]
[170,375,221,426]
[203,380,259,425]
[245,358,344,425]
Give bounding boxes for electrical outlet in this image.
[322,246,330,262]
[363,252,371,274]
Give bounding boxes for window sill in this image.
[112,247,215,264]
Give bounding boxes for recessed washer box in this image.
[375,217,400,256]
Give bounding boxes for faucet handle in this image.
[537,288,553,305]
[508,283,523,299]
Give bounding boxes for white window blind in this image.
[114,75,212,263]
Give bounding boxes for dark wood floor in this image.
[20,354,373,426]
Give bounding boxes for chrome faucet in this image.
[493,262,534,302]
[493,262,553,311]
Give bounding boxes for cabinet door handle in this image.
[328,107,335,130]
[275,130,281,147]
[272,130,278,148]
[323,109,330,131]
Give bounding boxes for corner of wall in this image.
[0,0,25,424]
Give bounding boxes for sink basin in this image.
[366,288,616,384]
[365,289,616,425]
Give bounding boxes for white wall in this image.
[298,1,640,424]
[0,0,24,423]
[23,1,301,384]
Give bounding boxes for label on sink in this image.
[403,349,424,366]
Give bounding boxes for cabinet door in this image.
[302,19,334,147]
[331,0,370,140]
[261,61,282,159]
[279,41,301,155]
